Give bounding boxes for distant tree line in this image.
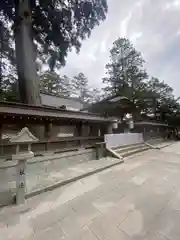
[40,71,102,104]
[1,19,180,124]
[0,68,102,104]
[102,37,180,124]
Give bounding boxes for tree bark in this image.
[14,0,41,105]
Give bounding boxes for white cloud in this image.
[60,0,180,96]
[120,12,132,37]
[87,53,96,62]
[100,40,107,53]
[164,0,180,10]
[130,32,142,44]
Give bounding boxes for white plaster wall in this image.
[104,133,144,148]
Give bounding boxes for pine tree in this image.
[72,72,90,102]
[103,38,148,106]
[40,71,71,97]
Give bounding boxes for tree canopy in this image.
[102,38,148,118]
[0,12,16,101]
[1,3,180,127]
[103,38,148,102]
[0,0,108,68]
[0,0,108,105]
[40,71,71,97]
[102,37,180,123]
[39,71,101,103]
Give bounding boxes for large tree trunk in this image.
[14,0,41,105]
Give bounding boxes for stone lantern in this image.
[10,127,38,205]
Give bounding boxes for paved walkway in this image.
[26,157,124,196]
[1,143,180,239]
[146,139,174,149]
[0,156,124,207]
[159,141,180,154]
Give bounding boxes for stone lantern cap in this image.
[9,127,38,143]
[10,127,39,159]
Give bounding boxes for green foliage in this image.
[0,0,107,104]
[40,71,71,96]
[145,77,180,120]
[102,38,149,117]
[103,38,148,104]
[0,14,14,65]
[102,37,180,122]
[0,75,20,102]
[0,0,108,69]
[40,71,59,93]
[146,77,174,103]
[72,72,93,103]
[0,12,16,99]
[40,70,101,103]
[88,87,102,103]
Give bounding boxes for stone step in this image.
[146,138,164,144]
[115,143,146,154]
[120,146,150,158]
[112,143,142,151]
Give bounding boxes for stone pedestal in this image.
[12,151,34,204]
[16,159,26,205]
[95,142,106,160]
[10,127,38,205]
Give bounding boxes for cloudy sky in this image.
[61,0,180,96]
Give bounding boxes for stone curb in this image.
[144,142,159,149]
[106,147,123,160]
[157,142,175,149]
[25,159,124,199]
[0,149,95,169]
[144,141,175,150]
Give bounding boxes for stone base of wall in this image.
[0,149,96,207]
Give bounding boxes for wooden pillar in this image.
[143,126,146,140]
[107,123,113,134]
[75,123,90,137]
[0,124,2,157]
[100,124,107,136]
[45,122,53,139]
[0,123,2,143]
[75,122,82,136]
[82,124,89,136]
[89,124,99,136]
[89,125,93,136]
[29,124,44,140]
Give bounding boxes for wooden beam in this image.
[0,102,114,123]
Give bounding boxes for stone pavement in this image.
[26,157,124,196]
[160,141,180,154]
[1,143,180,239]
[0,155,124,208]
[146,139,174,149]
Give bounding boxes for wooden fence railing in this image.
[0,136,103,158]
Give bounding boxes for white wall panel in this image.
[104,133,143,148]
